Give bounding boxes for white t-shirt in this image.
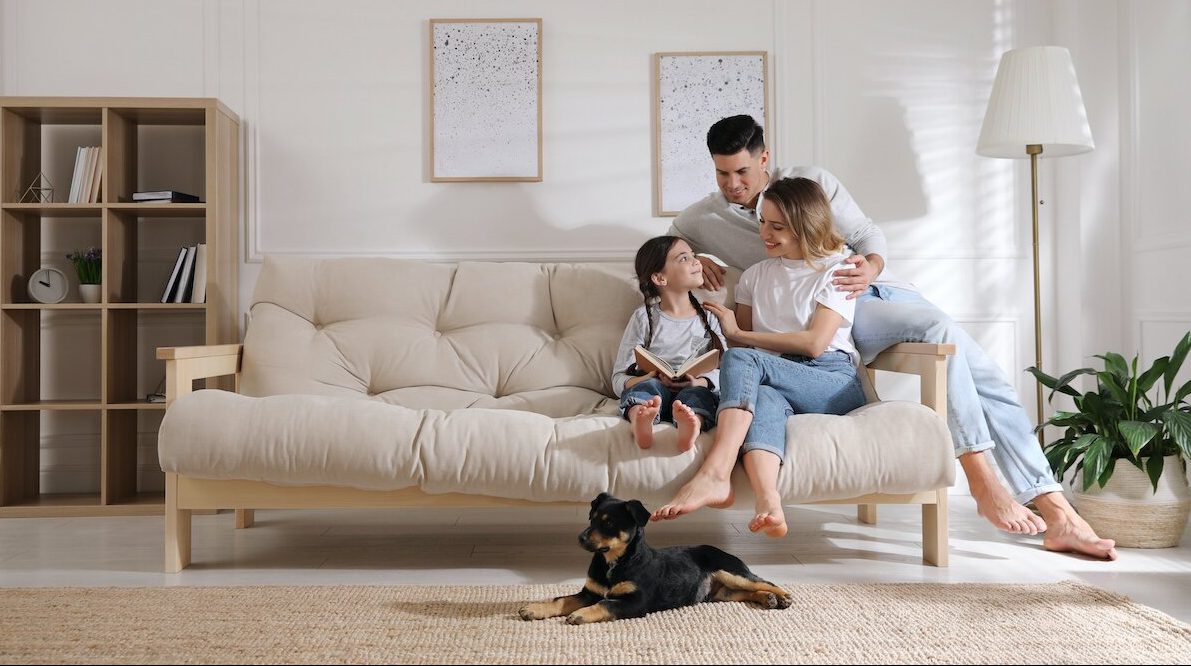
[734,251,859,361]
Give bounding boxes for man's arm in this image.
[807,167,888,271]
[801,167,887,298]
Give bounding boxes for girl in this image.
[612,236,727,451]
[652,177,868,537]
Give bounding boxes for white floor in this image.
[1,496,1188,624]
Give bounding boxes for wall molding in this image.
[1123,3,1191,253]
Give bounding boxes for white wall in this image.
[3,0,1187,491]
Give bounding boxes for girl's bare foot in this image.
[629,396,662,449]
[748,491,788,537]
[672,400,702,452]
[651,472,734,521]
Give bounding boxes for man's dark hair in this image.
[706,115,765,157]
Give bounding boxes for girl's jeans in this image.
[717,348,867,461]
[620,378,718,431]
[854,284,1063,502]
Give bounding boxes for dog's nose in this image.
[578,528,592,544]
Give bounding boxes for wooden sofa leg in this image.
[922,489,950,567]
[165,473,192,572]
[858,504,877,525]
[235,509,255,529]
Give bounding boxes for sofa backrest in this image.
[240,256,645,403]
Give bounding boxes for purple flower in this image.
[65,246,102,284]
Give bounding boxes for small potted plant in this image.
[66,247,102,304]
[1028,331,1191,548]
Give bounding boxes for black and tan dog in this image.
[519,492,792,624]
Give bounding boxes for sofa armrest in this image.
[156,344,243,405]
[864,342,956,418]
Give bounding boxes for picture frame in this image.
[429,18,543,182]
[653,51,770,216]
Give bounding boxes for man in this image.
[656,114,1116,560]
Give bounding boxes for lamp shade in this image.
[977,46,1094,158]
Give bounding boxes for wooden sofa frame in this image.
[157,342,955,572]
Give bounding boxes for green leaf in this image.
[1138,356,1169,395]
[1146,452,1165,494]
[1096,352,1130,382]
[1045,443,1077,479]
[1096,371,1132,408]
[1047,411,1091,428]
[1174,378,1191,406]
[1118,420,1160,458]
[1162,409,1191,460]
[1027,366,1090,399]
[1080,436,1112,491]
[1164,331,1191,396]
[1097,457,1118,488]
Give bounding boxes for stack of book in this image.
[160,243,208,303]
[133,190,201,204]
[67,146,103,203]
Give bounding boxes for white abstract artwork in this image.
[654,52,768,216]
[431,19,542,182]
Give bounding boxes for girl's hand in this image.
[624,371,658,389]
[661,374,707,390]
[702,300,740,337]
[660,374,692,390]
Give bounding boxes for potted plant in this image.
[66,247,101,304]
[1028,331,1191,547]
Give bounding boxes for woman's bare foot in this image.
[651,472,735,521]
[972,483,1047,535]
[672,400,702,452]
[748,491,788,537]
[629,396,661,449]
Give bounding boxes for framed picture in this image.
[430,18,543,182]
[653,51,769,216]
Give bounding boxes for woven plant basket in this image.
[1074,455,1191,548]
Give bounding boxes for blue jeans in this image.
[854,285,1063,503]
[620,378,719,431]
[717,348,866,462]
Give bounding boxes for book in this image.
[87,147,103,203]
[160,247,188,303]
[189,243,208,303]
[173,245,197,303]
[633,346,720,381]
[132,190,200,203]
[68,146,85,203]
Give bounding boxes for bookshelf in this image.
[0,97,239,517]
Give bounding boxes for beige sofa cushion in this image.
[240,257,641,410]
[159,390,952,506]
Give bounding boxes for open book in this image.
[633,346,720,381]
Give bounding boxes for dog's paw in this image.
[765,589,794,609]
[518,604,550,621]
[565,605,613,624]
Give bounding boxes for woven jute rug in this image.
[1,581,1188,664]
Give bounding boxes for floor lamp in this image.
[976,46,1094,446]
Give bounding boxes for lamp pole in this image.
[1028,143,1045,448]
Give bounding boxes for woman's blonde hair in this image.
[763,177,845,269]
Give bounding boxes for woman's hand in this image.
[702,300,740,337]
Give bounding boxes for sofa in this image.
[156,256,955,572]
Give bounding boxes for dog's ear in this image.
[626,500,651,527]
[591,492,610,510]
